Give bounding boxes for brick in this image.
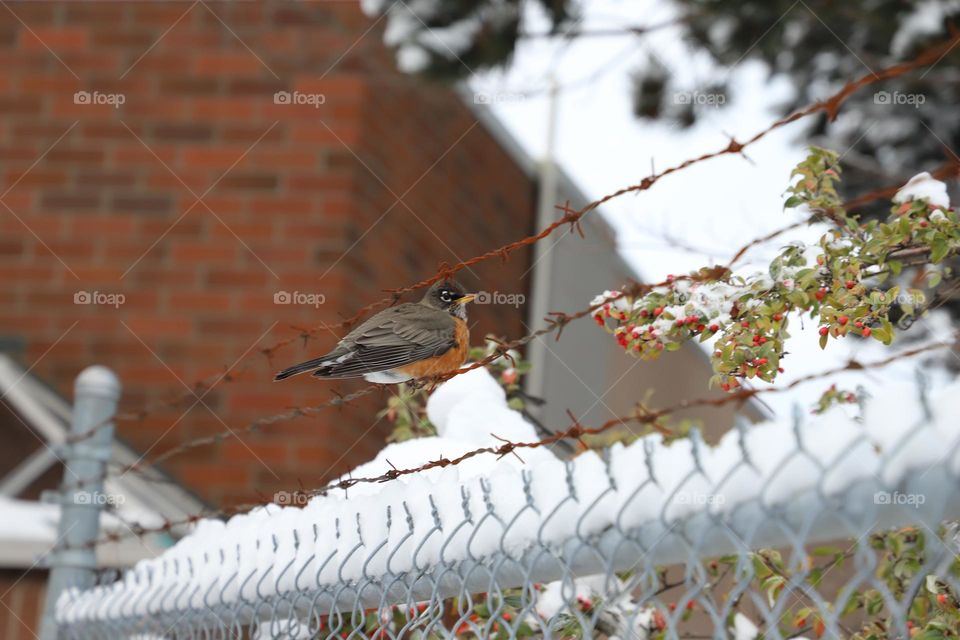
[0,239,24,257]
[46,147,104,164]
[171,242,236,262]
[152,122,214,142]
[90,30,155,48]
[175,462,250,490]
[181,147,249,168]
[205,268,269,288]
[71,216,136,236]
[193,98,256,120]
[167,292,233,313]
[195,53,266,75]
[218,172,278,191]
[6,169,65,187]
[123,316,193,338]
[221,440,290,465]
[110,194,174,215]
[40,191,101,212]
[80,121,130,141]
[0,95,44,115]
[20,27,88,51]
[159,76,223,97]
[74,169,136,188]
[226,78,286,96]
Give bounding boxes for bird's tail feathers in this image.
[274,352,346,381]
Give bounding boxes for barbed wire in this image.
[46,34,960,552]
[60,35,959,456]
[64,334,954,553]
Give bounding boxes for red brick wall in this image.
[0,570,45,640]
[0,1,534,506]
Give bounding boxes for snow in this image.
[0,497,59,541]
[0,495,163,544]
[731,612,759,640]
[58,367,960,626]
[891,1,958,57]
[893,171,951,209]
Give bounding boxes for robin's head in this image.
[421,280,475,319]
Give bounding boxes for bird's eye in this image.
[439,290,452,302]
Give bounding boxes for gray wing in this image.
[310,304,458,379]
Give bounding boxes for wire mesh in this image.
[54,379,960,640]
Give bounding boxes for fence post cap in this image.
[75,365,121,399]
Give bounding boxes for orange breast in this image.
[396,318,469,379]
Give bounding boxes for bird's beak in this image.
[455,293,476,305]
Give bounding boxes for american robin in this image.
[274,280,476,384]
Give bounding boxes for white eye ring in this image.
[440,290,452,302]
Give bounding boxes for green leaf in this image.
[931,237,949,263]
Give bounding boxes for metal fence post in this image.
[39,365,121,640]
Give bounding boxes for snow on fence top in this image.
[56,367,960,638]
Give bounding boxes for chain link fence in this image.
[49,370,960,639]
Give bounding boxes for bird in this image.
[274,280,476,384]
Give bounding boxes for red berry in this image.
[594,315,604,326]
[862,327,872,338]
[815,289,826,301]
[920,220,929,228]
[675,319,685,327]
[937,593,947,605]
[757,358,768,365]
[819,327,829,336]
[639,309,649,318]
[721,383,730,392]
[653,307,664,316]
[778,367,785,373]
[741,321,750,328]
[773,313,783,321]
[709,324,719,332]
[696,324,705,332]
[758,337,767,344]
[854,321,863,328]
[686,600,695,610]
[501,368,518,385]
[838,315,849,325]
[668,602,677,612]
[845,280,856,289]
